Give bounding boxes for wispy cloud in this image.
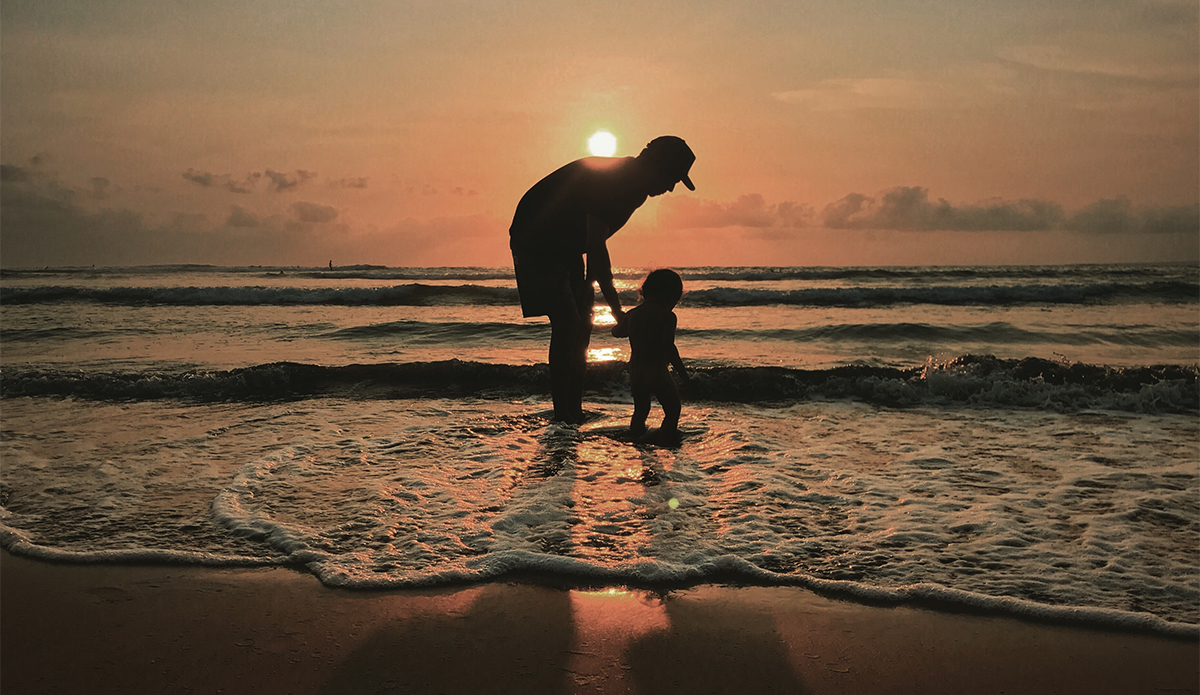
[773,78,941,110]
[998,29,1198,83]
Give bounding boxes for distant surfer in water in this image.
[509,136,696,423]
[612,269,689,443]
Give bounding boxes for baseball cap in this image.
[640,136,696,191]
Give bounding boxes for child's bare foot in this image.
[639,427,682,447]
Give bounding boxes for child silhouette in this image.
[612,269,689,443]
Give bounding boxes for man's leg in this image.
[536,255,592,424]
[552,274,594,424]
[547,301,581,422]
[566,298,593,421]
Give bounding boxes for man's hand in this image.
[610,309,629,337]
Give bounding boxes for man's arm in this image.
[585,214,624,319]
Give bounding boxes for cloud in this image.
[226,205,260,228]
[2,175,166,266]
[1,164,33,182]
[292,201,339,224]
[186,168,318,194]
[331,177,369,189]
[182,169,261,193]
[657,194,813,230]
[225,173,262,194]
[821,187,1066,231]
[89,177,113,200]
[182,168,217,187]
[820,193,872,229]
[0,166,512,266]
[265,169,317,192]
[660,187,1197,237]
[818,186,1198,235]
[1065,197,1199,235]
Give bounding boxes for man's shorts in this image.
[512,249,594,319]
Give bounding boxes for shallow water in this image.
[3,396,1195,634]
[2,263,1197,636]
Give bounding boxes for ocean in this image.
[1,263,1197,636]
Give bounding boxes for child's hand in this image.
[610,311,629,337]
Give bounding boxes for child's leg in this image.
[629,369,651,435]
[653,369,682,432]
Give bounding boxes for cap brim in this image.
[681,175,695,191]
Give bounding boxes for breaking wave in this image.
[3,356,1196,414]
[3,280,1196,308]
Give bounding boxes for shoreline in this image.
[3,550,1196,694]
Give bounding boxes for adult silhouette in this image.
[509,136,696,423]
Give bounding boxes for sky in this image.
[2,0,1197,268]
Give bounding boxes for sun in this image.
[587,130,618,157]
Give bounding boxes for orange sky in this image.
[2,1,1197,267]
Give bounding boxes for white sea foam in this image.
[2,396,1196,638]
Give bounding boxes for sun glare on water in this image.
[587,130,617,157]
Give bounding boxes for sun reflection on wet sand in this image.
[556,590,672,691]
[564,587,673,691]
[570,587,670,634]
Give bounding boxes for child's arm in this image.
[666,312,688,380]
[611,305,633,337]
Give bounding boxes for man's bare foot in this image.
[553,410,586,425]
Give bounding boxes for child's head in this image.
[640,268,684,306]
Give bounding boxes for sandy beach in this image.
[2,550,1195,695]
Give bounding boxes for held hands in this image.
[610,308,629,337]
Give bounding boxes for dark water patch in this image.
[682,281,1198,309]
[2,354,1195,413]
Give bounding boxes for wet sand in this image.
[2,550,1196,694]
